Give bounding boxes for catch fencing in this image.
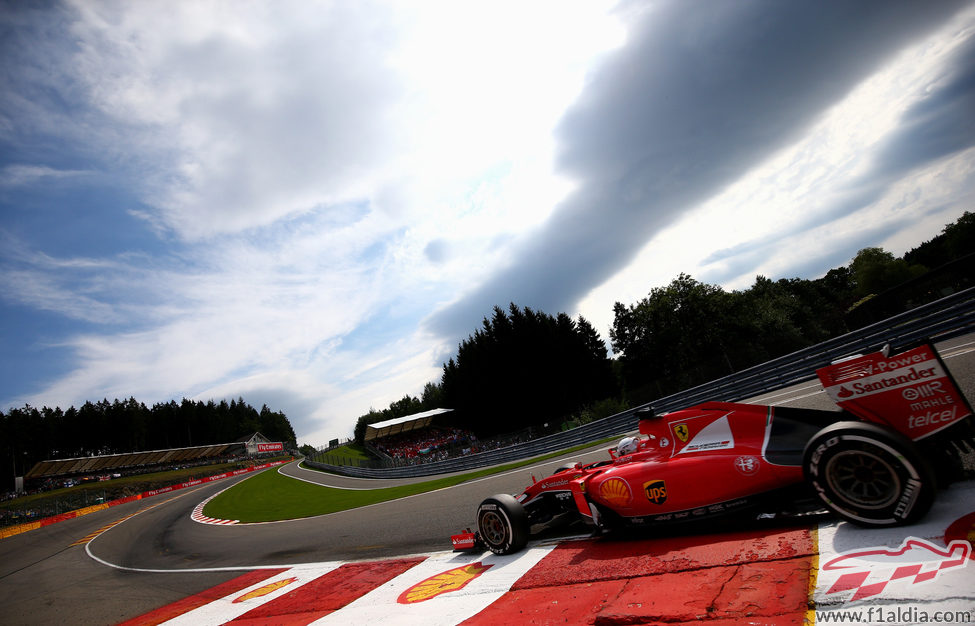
[305,287,975,479]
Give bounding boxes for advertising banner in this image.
[817,343,973,440]
[257,442,284,452]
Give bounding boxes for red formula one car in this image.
[452,342,975,555]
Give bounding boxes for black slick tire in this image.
[802,421,935,527]
[476,494,530,555]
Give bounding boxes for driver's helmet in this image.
[617,436,639,456]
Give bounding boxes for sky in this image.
[2,0,975,448]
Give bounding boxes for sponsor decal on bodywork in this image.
[643,479,668,505]
[542,478,570,489]
[674,414,735,454]
[817,344,973,440]
[451,532,477,551]
[673,424,689,442]
[734,455,760,476]
[599,478,632,507]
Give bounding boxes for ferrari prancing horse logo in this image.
[673,423,689,442]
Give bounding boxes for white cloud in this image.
[575,7,975,341]
[62,0,623,247]
[3,1,974,449]
[0,164,90,187]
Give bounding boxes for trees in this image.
[611,273,845,403]
[1,397,297,491]
[438,304,618,436]
[611,274,738,398]
[905,211,975,267]
[849,247,926,298]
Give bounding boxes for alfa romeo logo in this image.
[733,455,760,476]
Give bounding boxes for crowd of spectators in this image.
[370,427,537,466]
[372,427,474,461]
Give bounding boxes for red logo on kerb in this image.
[822,537,970,602]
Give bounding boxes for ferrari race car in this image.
[452,342,975,555]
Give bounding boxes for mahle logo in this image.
[643,479,668,505]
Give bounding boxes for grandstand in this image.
[24,432,284,481]
[363,408,454,442]
[363,409,481,463]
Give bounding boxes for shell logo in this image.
[397,562,494,604]
[232,577,298,603]
[599,477,632,507]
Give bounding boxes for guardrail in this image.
[645,285,975,415]
[306,287,975,479]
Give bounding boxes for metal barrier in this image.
[306,287,975,479]
[646,285,975,415]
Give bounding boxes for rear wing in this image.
[816,342,973,441]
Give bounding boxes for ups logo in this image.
[643,479,668,505]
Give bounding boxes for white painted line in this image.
[162,563,343,625]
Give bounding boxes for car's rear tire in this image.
[476,494,530,555]
[803,421,935,527]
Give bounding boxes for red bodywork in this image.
[453,342,973,548]
[522,402,809,527]
[817,343,971,440]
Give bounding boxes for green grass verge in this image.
[0,456,292,526]
[313,443,371,466]
[204,438,618,522]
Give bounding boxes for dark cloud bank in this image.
[425,0,973,343]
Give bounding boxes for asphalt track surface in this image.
[1,335,973,625]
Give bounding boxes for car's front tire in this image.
[476,494,530,555]
[803,421,935,527]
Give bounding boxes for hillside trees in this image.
[439,304,619,436]
[905,211,974,267]
[610,273,849,403]
[849,247,927,298]
[1,397,296,489]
